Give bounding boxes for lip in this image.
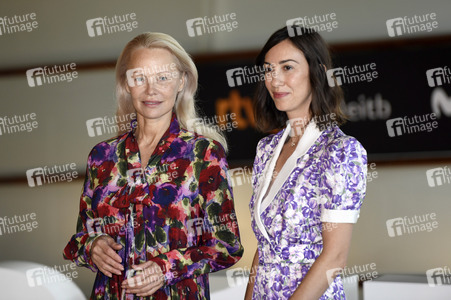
[142,100,162,107]
[273,92,289,99]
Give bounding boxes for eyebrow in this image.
[264,59,299,65]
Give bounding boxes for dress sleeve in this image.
[319,136,367,223]
[148,139,244,285]
[62,147,105,272]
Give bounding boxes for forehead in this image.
[128,47,176,67]
[264,39,306,63]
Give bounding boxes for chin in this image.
[273,103,289,113]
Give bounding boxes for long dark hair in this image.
[253,26,346,132]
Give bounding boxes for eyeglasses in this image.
[127,71,180,88]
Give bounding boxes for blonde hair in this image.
[115,32,227,151]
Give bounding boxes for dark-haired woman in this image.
[245,27,367,299]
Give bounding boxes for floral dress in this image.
[63,114,243,300]
[249,121,367,300]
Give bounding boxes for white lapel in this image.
[254,121,323,242]
[253,126,290,242]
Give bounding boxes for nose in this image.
[270,72,283,87]
[145,76,157,94]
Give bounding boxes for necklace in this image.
[289,119,310,147]
[290,135,299,147]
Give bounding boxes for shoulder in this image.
[256,129,284,154]
[179,128,226,157]
[86,132,129,165]
[321,126,367,163]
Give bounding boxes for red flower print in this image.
[199,165,222,196]
[168,158,191,181]
[97,202,119,217]
[169,227,187,248]
[96,161,115,185]
[167,204,184,220]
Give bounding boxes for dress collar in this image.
[125,112,180,169]
[254,121,323,242]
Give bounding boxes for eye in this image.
[263,64,274,73]
[283,65,294,71]
[134,75,146,86]
[157,73,172,83]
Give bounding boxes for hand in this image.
[121,261,165,297]
[91,235,124,277]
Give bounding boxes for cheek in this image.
[290,73,310,94]
[165,85,180,97]
[264,78,272,92]
[129,89,141,101]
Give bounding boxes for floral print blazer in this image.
[63,114,243,300]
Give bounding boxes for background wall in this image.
[1,0,450,299]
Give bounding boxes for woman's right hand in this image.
[91,235,124,277]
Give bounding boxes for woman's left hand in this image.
[121,261,165,297]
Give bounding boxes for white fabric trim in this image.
[260,121,321,213]
[254,125,291,242]
[320,209,360,223]
[254,121,322,242]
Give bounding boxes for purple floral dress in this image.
[63,114,243,299]
[249,122,367,300]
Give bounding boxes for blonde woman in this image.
[64,32,243,299]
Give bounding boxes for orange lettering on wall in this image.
[216,90,255,130]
